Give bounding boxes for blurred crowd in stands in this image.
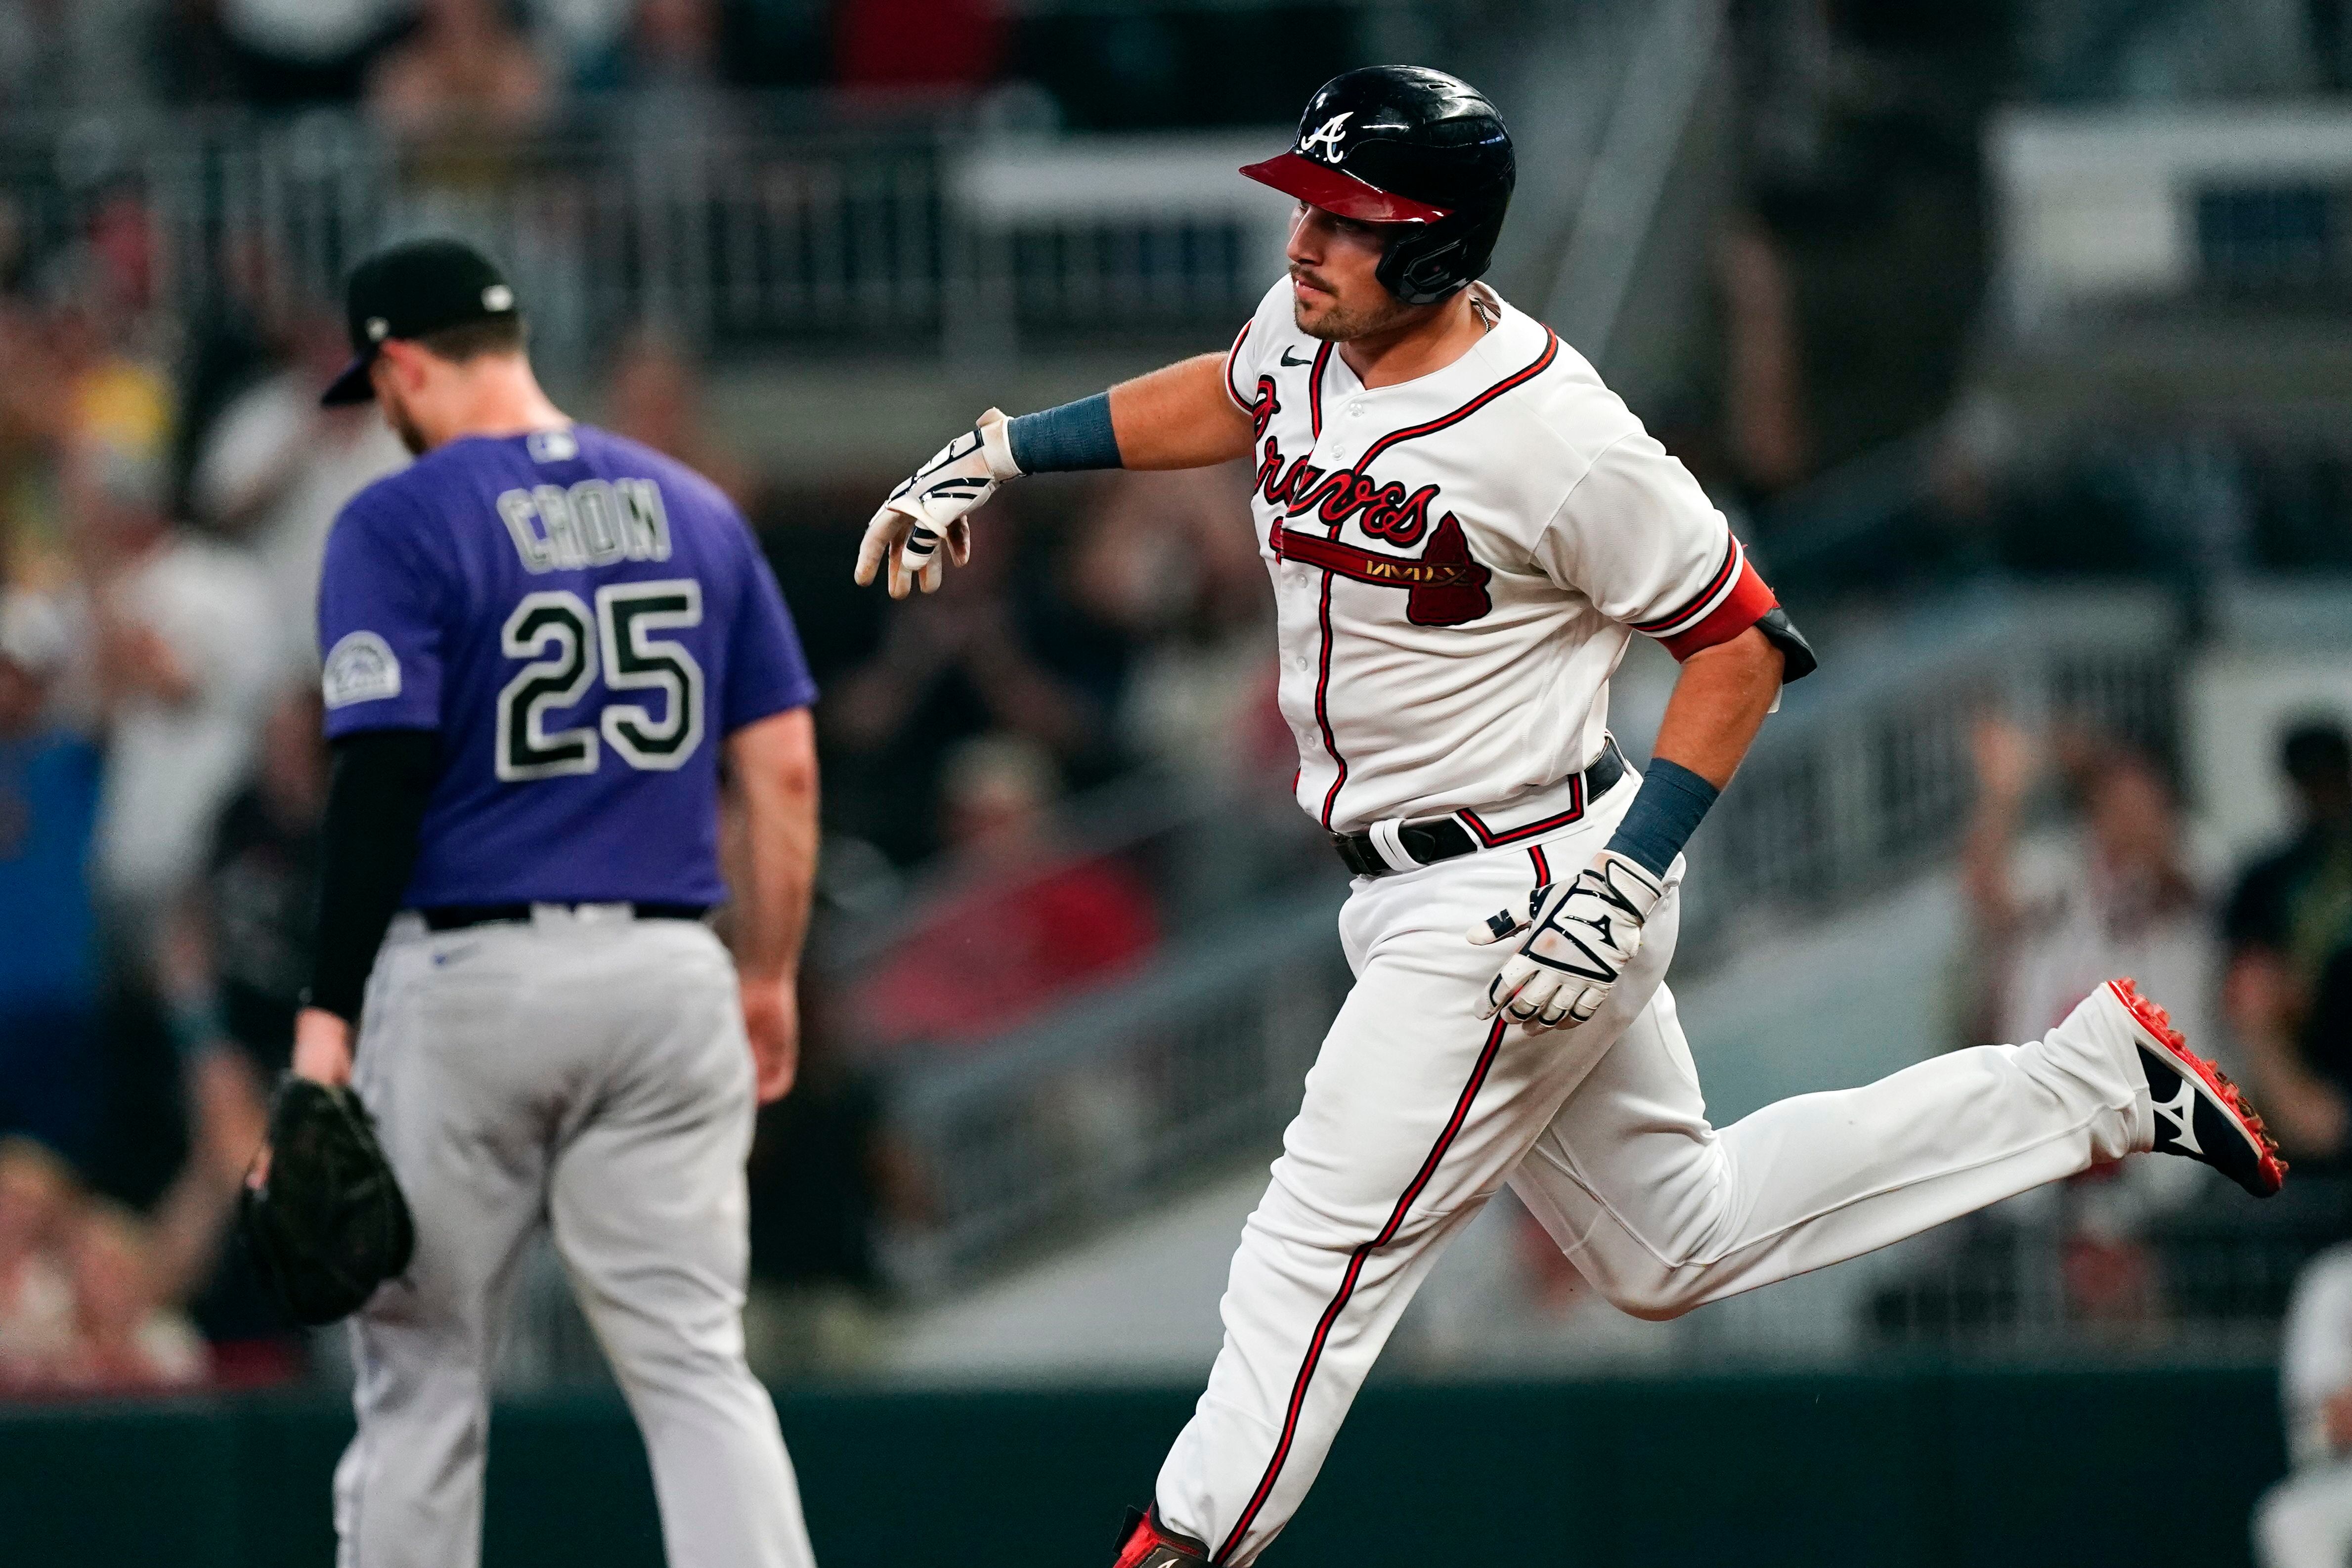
[0,23,1310,1384]
[1857,709,2352,1348]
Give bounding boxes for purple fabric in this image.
[317,426,814,908]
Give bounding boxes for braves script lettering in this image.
[1250,376,1491,626]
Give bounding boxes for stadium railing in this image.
[0,96,1291,373]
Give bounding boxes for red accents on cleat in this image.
[1113,1508,1210,1568]
[2108,977,2289,1197]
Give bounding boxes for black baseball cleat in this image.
[1112,1506,1212,1568]
[2107,977,2287,1198]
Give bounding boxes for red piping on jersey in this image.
[1313,573,1347,828]
[1297,334,1543,828]
[1528,843,1551,885]
[1458,781,1588,849]
[1631,534,1739,633]
[1307,341,1332,441]
[1628,533,1781,661]
[1304,338,1340,824]
[1213,1013,1511,1565]
[1354,329,1560,470]
[1224,322,1254,412]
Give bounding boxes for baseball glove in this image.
[239,1077,415,1326]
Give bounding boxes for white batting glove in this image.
[854,408,1022,598]
[1468,850,1669,1030]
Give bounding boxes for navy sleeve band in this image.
[1005,393,1122,474]
[1604,757,1720,878]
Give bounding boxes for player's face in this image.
[370,354,431,456]
[1286,203,1415,343]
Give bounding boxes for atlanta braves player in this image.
[292,238,821,1568]
[857,68,2287,1567]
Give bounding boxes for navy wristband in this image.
[1006,392,1122,474]
[1604,758,1720,878]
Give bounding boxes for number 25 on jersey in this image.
[497,579,704,782]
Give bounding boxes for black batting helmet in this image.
[1241,66,1514,306]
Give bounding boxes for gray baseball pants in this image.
[334,904,815,1568]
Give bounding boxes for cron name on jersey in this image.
[1250,377,1491,626]
[497,478,673,573]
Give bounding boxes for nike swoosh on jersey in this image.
[1280,348,1315,367]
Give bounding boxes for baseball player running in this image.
[292,239,821,1568]
[861,68,2287,1568]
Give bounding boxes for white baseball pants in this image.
[335,907,815,1568]
[1155,789,2156,1565]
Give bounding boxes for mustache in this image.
[1289,266,1336,294]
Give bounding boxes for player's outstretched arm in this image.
[1104,352,1256,470]
[723,706,819,1103]
[853,352,1254,596]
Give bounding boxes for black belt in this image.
[1330,739,1627,878]
[421,901,711,932]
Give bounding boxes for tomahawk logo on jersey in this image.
[315,425,816,909]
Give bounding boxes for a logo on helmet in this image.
[1299,112,1352,163]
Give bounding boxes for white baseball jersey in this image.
[1221,277,1777,835]
[1142,276,2181,1568]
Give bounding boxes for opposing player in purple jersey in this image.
[291,239,821,1568]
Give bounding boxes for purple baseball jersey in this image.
[316,425,815,908]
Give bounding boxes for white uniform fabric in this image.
[336,907,814,1568]
[1156,281,2161,1566]
[1224,279,1769,834]
[1156,790,2157,1565]
[2255,1244,2352,1568]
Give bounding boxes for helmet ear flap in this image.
[1379,231,1469,306]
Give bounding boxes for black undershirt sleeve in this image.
[305,728,440,1024]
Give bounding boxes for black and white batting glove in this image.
[854,408,1022,599]
[1469,850,1669,1031]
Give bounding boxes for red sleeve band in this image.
[1658,558,1778,661]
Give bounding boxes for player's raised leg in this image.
[546,915,815,1568]
[1511,978,2284,1322]
[335,926,551,1568]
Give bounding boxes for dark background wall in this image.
[0,1364,2286,1567]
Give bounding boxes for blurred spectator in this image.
[1964,717,2220,1057]
[826,509,1125,863]
[209,0,413,106]
[856,733,1158,1050]
[1961,716,2223,1321]
[602,329,752,509]
[187,309,407,666]
[68,443,278,947]
[2255,1242,2352,1568]
[0,591,103,1172]
[744,977,896,1376]
[48,1199,207,1392]
[578,0,722,104]
[368,0,551,140]
[2225,721,2352,1162]
[185,686,326,1076]
[0,1137,75,1383]
[1082,468,1283,791]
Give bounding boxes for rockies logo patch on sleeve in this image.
[322,630,402,708]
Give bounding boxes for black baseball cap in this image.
[321,237,522,407]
